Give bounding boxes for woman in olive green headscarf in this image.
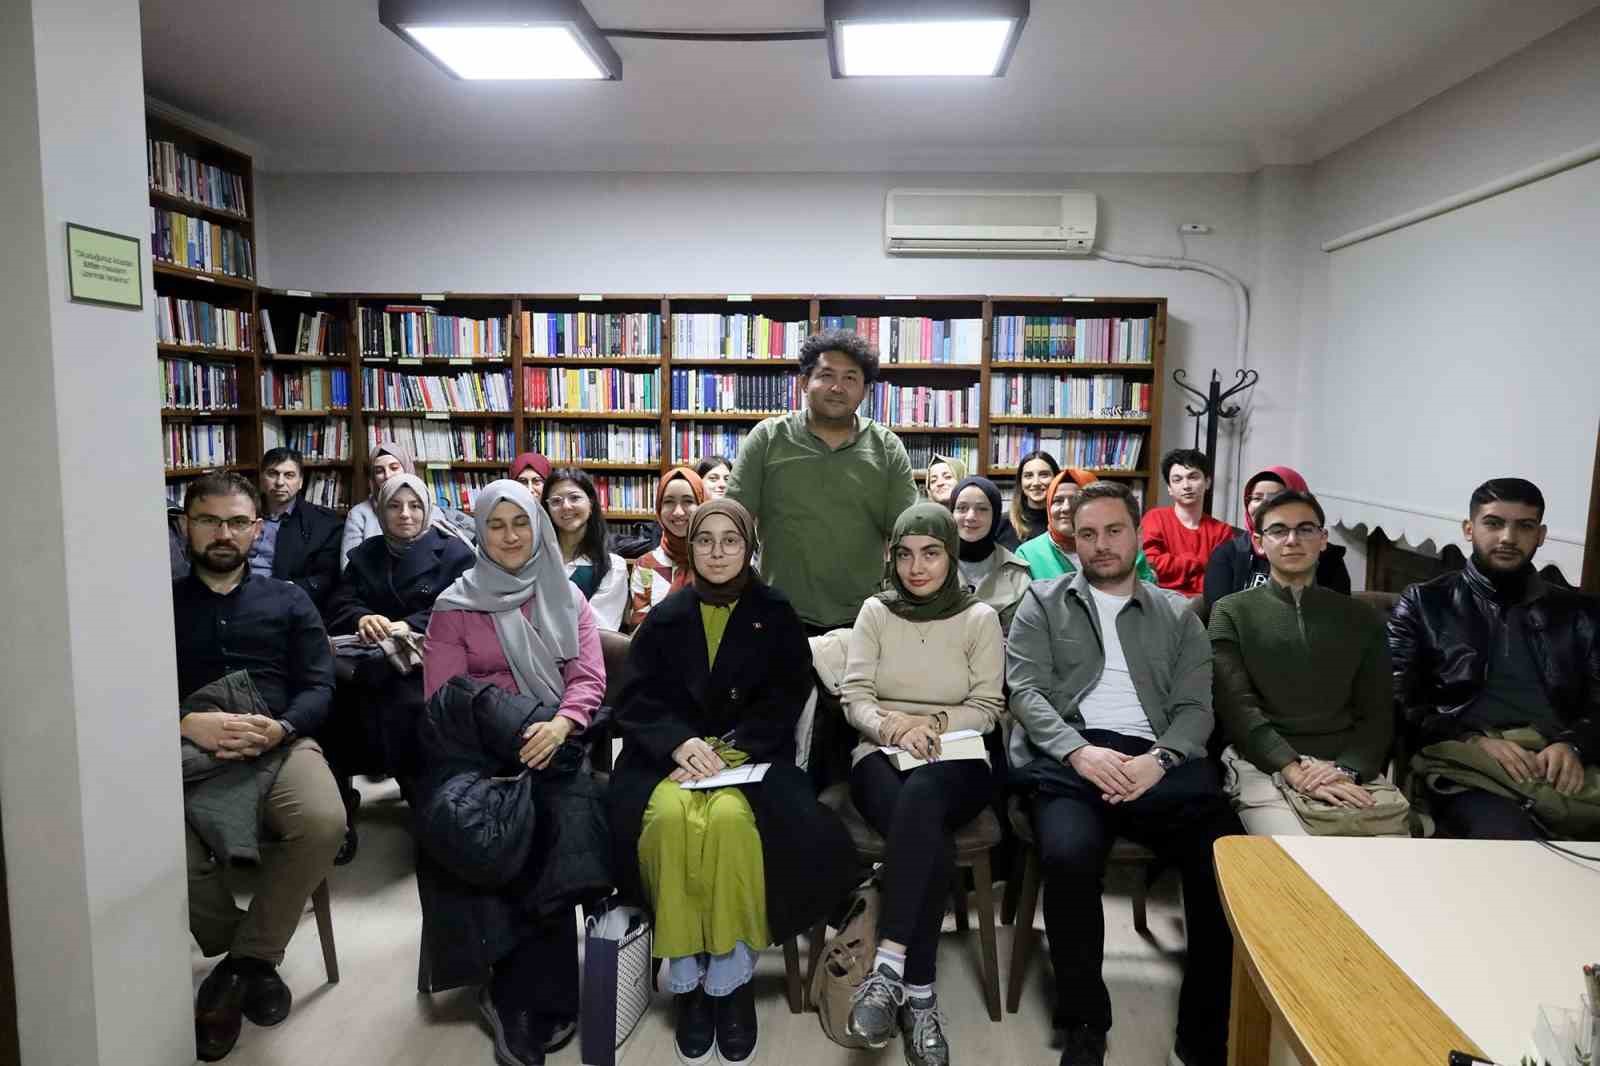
[836,502,1005,1060]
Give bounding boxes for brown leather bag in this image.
[809,878,881,1048]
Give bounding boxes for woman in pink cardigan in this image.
[422,479,605,1066]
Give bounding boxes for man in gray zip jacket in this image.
[1006,481,1242,1066]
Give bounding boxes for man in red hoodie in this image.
[1139,448,1234,597]
[1201,465,1351,611]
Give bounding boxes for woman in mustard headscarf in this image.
[625,465,706,629]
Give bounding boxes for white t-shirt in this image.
[1076,585,1156,741]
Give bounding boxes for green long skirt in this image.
[638,779,770,959]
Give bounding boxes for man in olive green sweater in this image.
[1208,489,1397,835]
[728,328,918,633]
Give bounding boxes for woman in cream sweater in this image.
[839,502,1004,1066]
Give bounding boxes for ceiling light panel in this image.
[380,0,622,80]
[825,0,1029,78]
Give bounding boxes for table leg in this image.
[1229,948,1271,1066]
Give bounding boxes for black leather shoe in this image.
[540,1017,577,1054]
[333,825,358,866]
[674,987,716,1066]
[194,959,247,1062]
[713,982,759,1063]
[477,985,545,1066]
[236,959,292,1027]
[1059,1023,1108,1066]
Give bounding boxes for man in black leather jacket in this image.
[1388,477,1599,838]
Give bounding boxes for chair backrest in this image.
[1353,590,1401,618]
[598,629,631,710]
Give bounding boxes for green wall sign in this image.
[66,223,143,309]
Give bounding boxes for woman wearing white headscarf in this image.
[325,473,475,783]
[420,480,606,1066]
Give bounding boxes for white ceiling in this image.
[139,0,1599,173]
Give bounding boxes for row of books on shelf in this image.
[899,437,980,472]
[303,472,347,509]
[992,315,1153,363]
[364,369,513,413]
[989,427,1145,471]
[151,208,254,279]
[669,424,752,464]
[365,419,517,464]
[263,309,346,356]
[262,367,350,411]
[156,297,253,350]
[672,314,807,360]
[671,370,800,414]
[161,358,240,411]
[531,424,662,465]
[360,307,509,359]
[525,312,659,359]
[422,469,494,512]
[264,417,351,462]
[820,315,983,365]
[591,476,656,513]
[525,367,658,414]
[164,423,237,470]
[859,382,981,429]
[989,374,1152,419]
[147,139,248,217]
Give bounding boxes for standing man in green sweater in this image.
[1208,489,1399,835]
[728,328,918,634]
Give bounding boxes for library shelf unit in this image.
[141,122,1169,519]
[149,111,260,497]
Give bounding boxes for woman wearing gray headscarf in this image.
[340,439,471,569]
[419,480,607,1066]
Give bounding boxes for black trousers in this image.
[1431,787,1542,840]
[1025,730,1242,1063]
[493,911,580,1022]
[850,752,993,985]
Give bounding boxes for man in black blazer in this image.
[250,447,343,613]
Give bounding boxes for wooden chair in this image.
[310,878,340,983]
[809,783,1005,1022]
[1002,796,1157,1014]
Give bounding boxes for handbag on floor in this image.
[809,877,881,1049]
[580,899,653,1066]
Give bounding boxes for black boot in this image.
[478,980,545,1066]
[674,987,716,1066]
[713,981,759,1063]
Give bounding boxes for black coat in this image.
[1202,531,1350,611]
[269,498,345,611]
[413,676,612,992]
[326,528,474,638]
[608,580,858,943]
[1388,557,1600,753]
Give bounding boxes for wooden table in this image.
[1215,836,1600,1066]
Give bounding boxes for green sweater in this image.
[1208,580,1394,780]
[728,411,917,629]
[1014,531,1157,584]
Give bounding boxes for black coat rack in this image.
[1172,367,1259,514]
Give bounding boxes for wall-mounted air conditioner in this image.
[885,188,1097,257]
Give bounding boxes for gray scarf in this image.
[432,480,578,709]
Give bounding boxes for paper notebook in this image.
[879,728,989,771]
[679,763,771,790]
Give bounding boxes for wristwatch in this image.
[1151,747,1183,772]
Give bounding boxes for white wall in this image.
[261,169,1278,512]
[1298,8,1600,578]
[0,0,192,1063]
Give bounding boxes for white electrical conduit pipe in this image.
[1322,137,1600,252]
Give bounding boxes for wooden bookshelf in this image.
[155,283,1167,510]
[149,112,259,499]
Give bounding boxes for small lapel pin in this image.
[752,621,763,630]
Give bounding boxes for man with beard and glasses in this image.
[172,473,344,1061]
[727,328,917,634]
[1006,480,1243,1066]
[1390,477,1600,840]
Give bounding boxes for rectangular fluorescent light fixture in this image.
[380,0,622,81]
[825,0,1028,78]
